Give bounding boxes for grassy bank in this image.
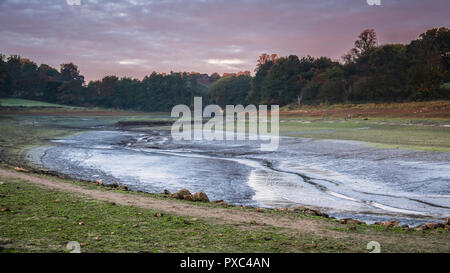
[278,119,450,152]
[0,101,449,253]
[0,98,72,108]
[279,101,450,152]
[0,172,448,253]
[220,101,450,152]
[0,176,348,253]
[281,100,450,119]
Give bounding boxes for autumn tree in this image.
[343,29,378,64]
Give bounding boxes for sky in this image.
[0,0,449,82]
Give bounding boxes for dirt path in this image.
[0,167,328,235]
[1,167,449,252]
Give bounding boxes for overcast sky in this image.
[0,0,449,81]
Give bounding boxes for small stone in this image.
[106,182,119,188]
[376,221,399,228]
[192,192,210,202]
[191,218,198,221]
[55,199,61,203]
[111,232,115,235]
[80,243,87,246]
[217,234,223,237]
[341,218,363,225]
[133,224,139,228]
[154,212,163,217]
[172,189,191,199]
[94,237,101,241]
[96,179,103,185]
[183,194,194,201]
[78,221,85,225]
[14,167,27,172]
[424,222,444,230]
[414,225,425,231]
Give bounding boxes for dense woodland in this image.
[1,27,449,111]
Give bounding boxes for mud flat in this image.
[28,123,450,227]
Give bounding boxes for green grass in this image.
[0,178,353,253]
[0,174,448,253]
[0,98,72,108]
[224,117,450,152]
[278,119,450,152]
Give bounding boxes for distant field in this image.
[281,100,450,119]
[1,98,449,152]
[0,98,153,116]
[278,119,450,152]
[0,98,73,108]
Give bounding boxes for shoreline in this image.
[1,108,449,230]
[5,157,448,230]
[19,120,449,229]
[1,165,448,253]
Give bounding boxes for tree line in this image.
[1,27,449,111]
[210,27,450,107]
[0,57,210,111]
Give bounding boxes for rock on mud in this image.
[192,192,209,202]
[290,206,328,218]
[375,221,399,228]
[171,189,191,199]
[106,182,119,188]
[424,222,444,230]
[340,219,365,225]
[183,194,194,201]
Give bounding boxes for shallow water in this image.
[29,125,450,226]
